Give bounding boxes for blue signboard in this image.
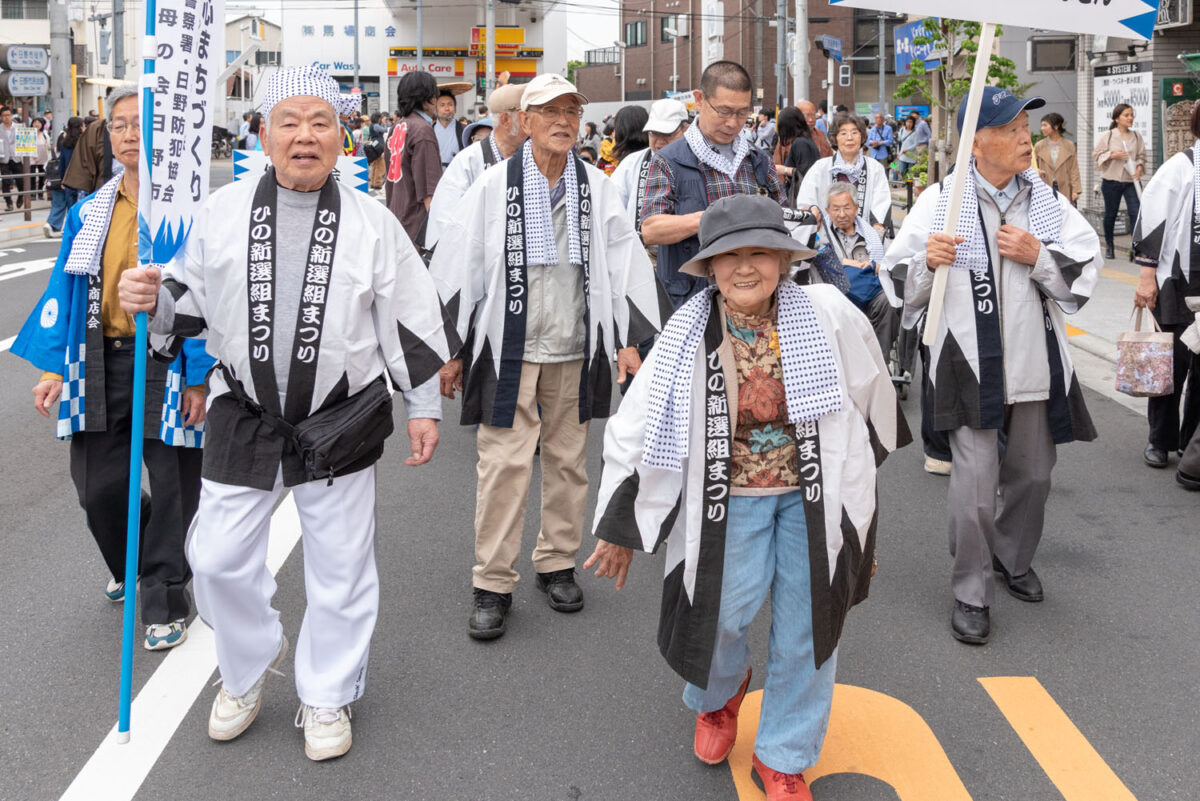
[895,104,931,119]
[817,35,843,64]
[893,17,943,75]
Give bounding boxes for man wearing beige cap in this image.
[429,73,666,641]
[611,98,690,240]
[426,83,527,250]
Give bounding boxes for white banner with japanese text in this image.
[138,0,226,269]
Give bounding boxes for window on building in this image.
[2,0,48,19]
[661,14,676,42]
[624,20,647,48]
[256,50,281,66]
[852,10,900,75]
[1029,37,1076,72]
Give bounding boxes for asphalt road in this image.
[0,164,1195,800]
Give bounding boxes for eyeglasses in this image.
[703,98,753,121]
[529,105,584,121]
[107,119,140,137]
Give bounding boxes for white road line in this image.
[59,493,305,801]
[0,257,54,283]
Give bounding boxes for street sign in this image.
[829,0,1160,40]
[0,71,50,96]
[14,126,36,157]
[816,35,843,63]
[893,17,946,75]
[1156,0,1192,30]
[0,44,49,71]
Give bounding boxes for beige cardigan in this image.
[1034,137,1083,199]
[1092,128,1146,182]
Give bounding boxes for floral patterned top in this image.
[726,302,800,490]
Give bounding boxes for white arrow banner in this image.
[829,0,1160,40]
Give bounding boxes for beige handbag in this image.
[1115,307,1175,397]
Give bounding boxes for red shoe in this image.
[752,754,813,801]
[692,668,752,765]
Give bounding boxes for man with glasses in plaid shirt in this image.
[641,61,817,309]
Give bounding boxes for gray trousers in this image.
[865,291,900,361]
[947,401,1056,608]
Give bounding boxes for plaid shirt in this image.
[641,134,785,225]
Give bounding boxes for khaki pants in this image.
[473,360,589,593]
[368,157,385,189]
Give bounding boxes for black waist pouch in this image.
[221,366,394,484]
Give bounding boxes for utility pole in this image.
[775,0,786,109]
[50,0,71,136]
[485,0,496,94]
[416,0,423,69]
[877,13,886,116]
[793,0,809,104]
[112,0,125,79]
[753,0,763,104]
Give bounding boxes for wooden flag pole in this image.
[922,21,996,347]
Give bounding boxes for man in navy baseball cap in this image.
[956,86,1045,134]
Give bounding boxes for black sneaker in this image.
[468,588,512,641]
[535,568,584,613]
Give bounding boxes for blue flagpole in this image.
[117,0,156,745]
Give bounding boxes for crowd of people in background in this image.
[6,55,1195,801]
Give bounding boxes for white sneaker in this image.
[924,456,952,476]
[295,704,353,761]
[207,634,289,741]
[144,619,187,650]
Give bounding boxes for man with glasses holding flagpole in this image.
[640,61,818,310]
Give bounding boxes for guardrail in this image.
[0,166,53,223]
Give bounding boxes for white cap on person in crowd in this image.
[519,74,588,111]
[644,98,689,134]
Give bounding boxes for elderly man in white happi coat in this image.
[430,73,669,641]
[888,88,1100,646]
[118,67,451,761]
[425,83,527,250]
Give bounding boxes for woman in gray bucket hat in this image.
[585,194,911,798]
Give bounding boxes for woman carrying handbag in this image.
[1092,103,1146,260]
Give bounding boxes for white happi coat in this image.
[150,175,451,489]
[591,285,910,687]
[795,154,893,232]
[426,137,503,250]
[1131,147,1200,326]
[609,147,653,229]
[885,175,1100,441]
[429,154,670,428]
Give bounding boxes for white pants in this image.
[187,466,379,707]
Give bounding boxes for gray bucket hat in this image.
[680,195,817,277]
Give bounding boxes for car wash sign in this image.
[829,0,1161,40]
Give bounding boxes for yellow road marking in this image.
[979,677,1137,801]
[1101,267,1140,287]
[729,685,973,800]
[1065,324,1085,337]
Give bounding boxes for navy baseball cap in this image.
[956,86,1046,134]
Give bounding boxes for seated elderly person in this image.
[584,194,910,801]
[814,182,901,358]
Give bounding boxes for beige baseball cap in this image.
[519,73,588,111]
[488,83,525,114]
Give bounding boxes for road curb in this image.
[1069,332,1117,366]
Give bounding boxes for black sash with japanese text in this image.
[496,155,592,428]
[635,149,653,237]
[245,169,342,422]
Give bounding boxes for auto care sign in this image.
[1093,62,1153,146]
[137,0,226,269]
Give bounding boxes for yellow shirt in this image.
[42,180,175,384]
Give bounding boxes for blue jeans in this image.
[1100,178,1139,249]
[47,187,80,232]
[682,492,838,773]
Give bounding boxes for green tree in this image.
[566,59,586,86]
[894,19,1028,178]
